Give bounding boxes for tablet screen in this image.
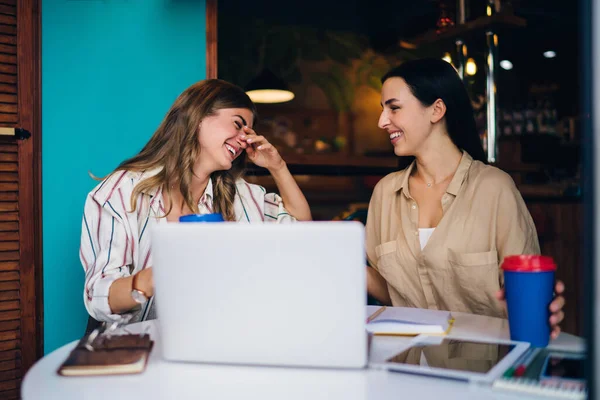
[386,339,515,374]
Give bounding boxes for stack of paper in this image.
[366,305,453,336]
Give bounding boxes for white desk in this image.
[22,312,584,400]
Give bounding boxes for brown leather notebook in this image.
[58,334,153,376]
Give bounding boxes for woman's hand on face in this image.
[240,126,285,171]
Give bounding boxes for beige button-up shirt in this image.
[366,152,540,318]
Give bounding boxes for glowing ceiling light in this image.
[500,60,513,70]
[245,69,295,104]
[543,50,557,59]
[246,89,295,104]
[466,58,477,76]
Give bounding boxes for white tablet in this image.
[370,336,530,384]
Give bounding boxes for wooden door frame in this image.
[17,0,42,371]
[206,0,217,79]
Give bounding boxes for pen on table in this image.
[366,306,386,323]
[502,348,532,378]
[515,348,541,377]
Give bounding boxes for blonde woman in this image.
[80,79,311,324]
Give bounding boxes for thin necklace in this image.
[420,172,453,188]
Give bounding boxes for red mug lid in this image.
[501,255,556,272]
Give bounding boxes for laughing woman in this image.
[80,79,311,324]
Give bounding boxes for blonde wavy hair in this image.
[111,79,257,221]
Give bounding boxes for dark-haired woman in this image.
[365,59,565,339]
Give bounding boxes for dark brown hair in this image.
[382,58,487,163]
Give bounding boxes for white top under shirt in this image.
[418,228,435,250]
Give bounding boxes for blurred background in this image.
[218,0,584,336]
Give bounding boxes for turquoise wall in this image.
[42,0,207,353]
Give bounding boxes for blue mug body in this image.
[179,213,224,223]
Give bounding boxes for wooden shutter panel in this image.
[0,140,19,397]
[0,0,41,399]
[0,0,20,396]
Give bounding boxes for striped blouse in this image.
[80,168,296,323]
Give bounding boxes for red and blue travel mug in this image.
[501,255,557,347]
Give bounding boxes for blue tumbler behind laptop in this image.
[179,213,224,223]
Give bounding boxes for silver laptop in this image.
[151,221,367,369]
